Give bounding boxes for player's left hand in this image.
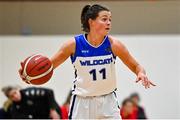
[135,72,156,89]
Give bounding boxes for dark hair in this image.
[130,92,140,101]
[122,98,134,106]
[63,90,72,105]
[81,4,110,33]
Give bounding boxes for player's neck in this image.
[86,33,105,47]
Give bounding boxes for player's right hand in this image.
[18,62,29,84]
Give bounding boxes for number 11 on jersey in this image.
[89,68,106,81]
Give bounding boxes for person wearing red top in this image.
[60,105,69,119]
[60,91,72,119]
[120,98,137,119]
[130,93,147,119]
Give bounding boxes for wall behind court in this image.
[0,40,2,89]
[179,40,180,119]
[0,35,179,119]
[0,1,179,35]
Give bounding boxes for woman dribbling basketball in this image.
[19,4,156,119]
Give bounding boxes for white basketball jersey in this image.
[70,34,117,97]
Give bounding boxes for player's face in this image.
[90,11,112,36]
[8,89,21,102]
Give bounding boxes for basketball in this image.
[21,54,53,85]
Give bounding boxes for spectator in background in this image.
[0,99,12,118]
[0,108,7,119]
[120,98,137,119]
[2,86,61,119]
[60,90,72,119]
[130,93,147,119]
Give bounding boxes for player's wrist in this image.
[136,64,146,75]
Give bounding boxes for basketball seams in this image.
[23,54,40,78]
[22,54,53,83]
[25,65,53,81]
[28,58,49,76]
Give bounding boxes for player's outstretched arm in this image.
[50,38,75,69]
[109,36,156,89]
[18,38,75,82]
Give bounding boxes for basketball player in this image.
[19,4,156,119]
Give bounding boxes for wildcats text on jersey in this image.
[80,57,113,66]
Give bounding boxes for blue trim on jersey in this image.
[71,34,116,63]
[69,94,76,119]
[83,34,108,48]
[113,90,120,109]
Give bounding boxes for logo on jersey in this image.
[81,50,89,53]
[105,47,112,53]
[80,57,113,66]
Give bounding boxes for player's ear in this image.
[88,18,94,26]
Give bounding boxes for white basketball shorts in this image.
[68,92,121,119]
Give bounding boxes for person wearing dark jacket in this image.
[2,86,61,119]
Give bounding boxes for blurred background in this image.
[0,0,179,119]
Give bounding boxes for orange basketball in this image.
[21,54,53,85]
